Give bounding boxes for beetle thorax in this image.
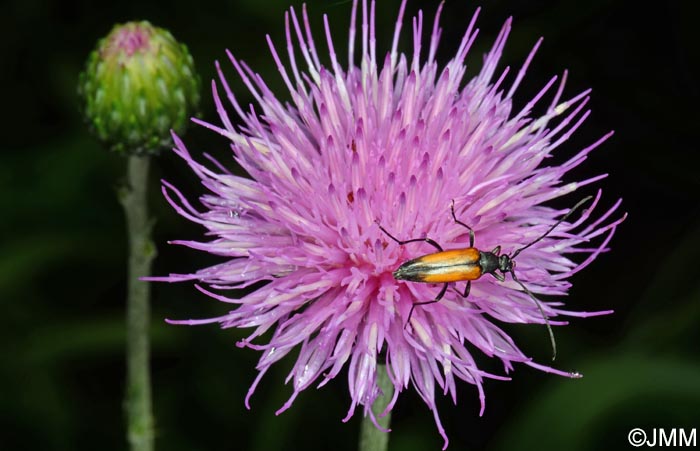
[478,251,500,275]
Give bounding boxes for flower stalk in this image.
[79,21,199,450]
[358,364,393,451]
[120,154,156,451]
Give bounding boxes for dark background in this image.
[2,0,699,449]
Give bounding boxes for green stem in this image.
[120,155,156,451]
[358,363,394,451]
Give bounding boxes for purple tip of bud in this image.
[104,23,152,57]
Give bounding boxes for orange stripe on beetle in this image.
[394,248,483,283]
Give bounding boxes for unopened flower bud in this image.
[78,21,200,155]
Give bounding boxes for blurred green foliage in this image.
[2,0,698,450]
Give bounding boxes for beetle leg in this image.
[451,200,475,247]
[376,222,443,252]
[462,281,471,298]
[405,283,449,328]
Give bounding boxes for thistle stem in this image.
[358,363,393,451]
[120,155,156,451]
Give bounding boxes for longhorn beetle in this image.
[377,196,593,361]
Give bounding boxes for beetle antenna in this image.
[511,196,593,260]
[510,270,557,361]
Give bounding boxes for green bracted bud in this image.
[78,21,200,155]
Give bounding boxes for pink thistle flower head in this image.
[154,1,625,447]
